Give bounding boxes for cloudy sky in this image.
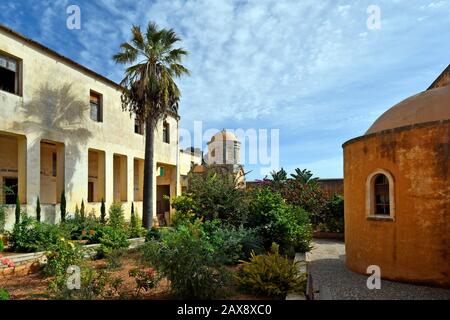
[1,0,449,180]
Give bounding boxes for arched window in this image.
[366,169,395,220]
[374,174,390,215]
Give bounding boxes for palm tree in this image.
[113,22,190,229]
[290,168,319,184]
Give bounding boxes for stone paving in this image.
[307,239,450,300]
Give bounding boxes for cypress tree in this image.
[100,198,106,224]
[15,195,21,224]
[74,204,80,220]
[36,197,41,222]
[80,199,85,221]
[60,190,66,222]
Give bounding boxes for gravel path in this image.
[307,239,450,300]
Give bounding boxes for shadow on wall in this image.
[10,83,92,194]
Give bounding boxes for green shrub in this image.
[145,226,163,242]
[108,203,125,230]
[48,266,114,300]
[247,188,312,253]
[0,239,4,252]
[106,248,127,269]
[171,194,196,227]
[0,288,10,300]
[60,215,102,243]
[187,173,249,226]
[201,220,264,265]
[320,195,344,233]
[129,267,161,296]
[44,238,83,277]
[9,217,65,252]
[97,226,129,257]
[141,221,230,299]
[129,203,145,238]
[237,243,307,299]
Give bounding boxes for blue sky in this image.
[1,0,449,180]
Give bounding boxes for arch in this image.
[365,169,395,220]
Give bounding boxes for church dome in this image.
[210,130,238,142]
[366,84,450,135]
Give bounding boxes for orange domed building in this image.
[343,66,450,287]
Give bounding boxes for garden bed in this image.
[0,249,271,300]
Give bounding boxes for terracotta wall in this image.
[343,122,450,287]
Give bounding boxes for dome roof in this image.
[210,130,238,142]
[366,84,450,135]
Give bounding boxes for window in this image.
[135,118,144,135]
[366,170,395,219]
[90,91,103,122]
[52,152,57,177]
[163,121,170,143]
[211,149,215,157]
[374,175,389,215]
[0,53,20,95]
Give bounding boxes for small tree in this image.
[108,203,125,230]
[100,198,106,224]
[60,190,66,222]
[74,204,80,220]
[15,196,21,224]
[80,200,85,221]
[36,197,41,222]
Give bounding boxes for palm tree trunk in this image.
[142,118,155,229]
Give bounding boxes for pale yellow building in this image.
[0,25,200,229]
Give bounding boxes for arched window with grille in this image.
[374,174,390,215]
[366,170,395,220]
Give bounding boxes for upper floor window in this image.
[135,118,144,135]
[211,149,216,157]
[163,121,170,143]
[366,169,395,220]
[90,91,103,122]
[0,53,21,96]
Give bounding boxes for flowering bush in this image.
[129,267,161,296]
[0,255,15,268]
[44,238,82,277]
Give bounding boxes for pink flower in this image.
[8,262,15,268]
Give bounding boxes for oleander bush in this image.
[237,243,307,299]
